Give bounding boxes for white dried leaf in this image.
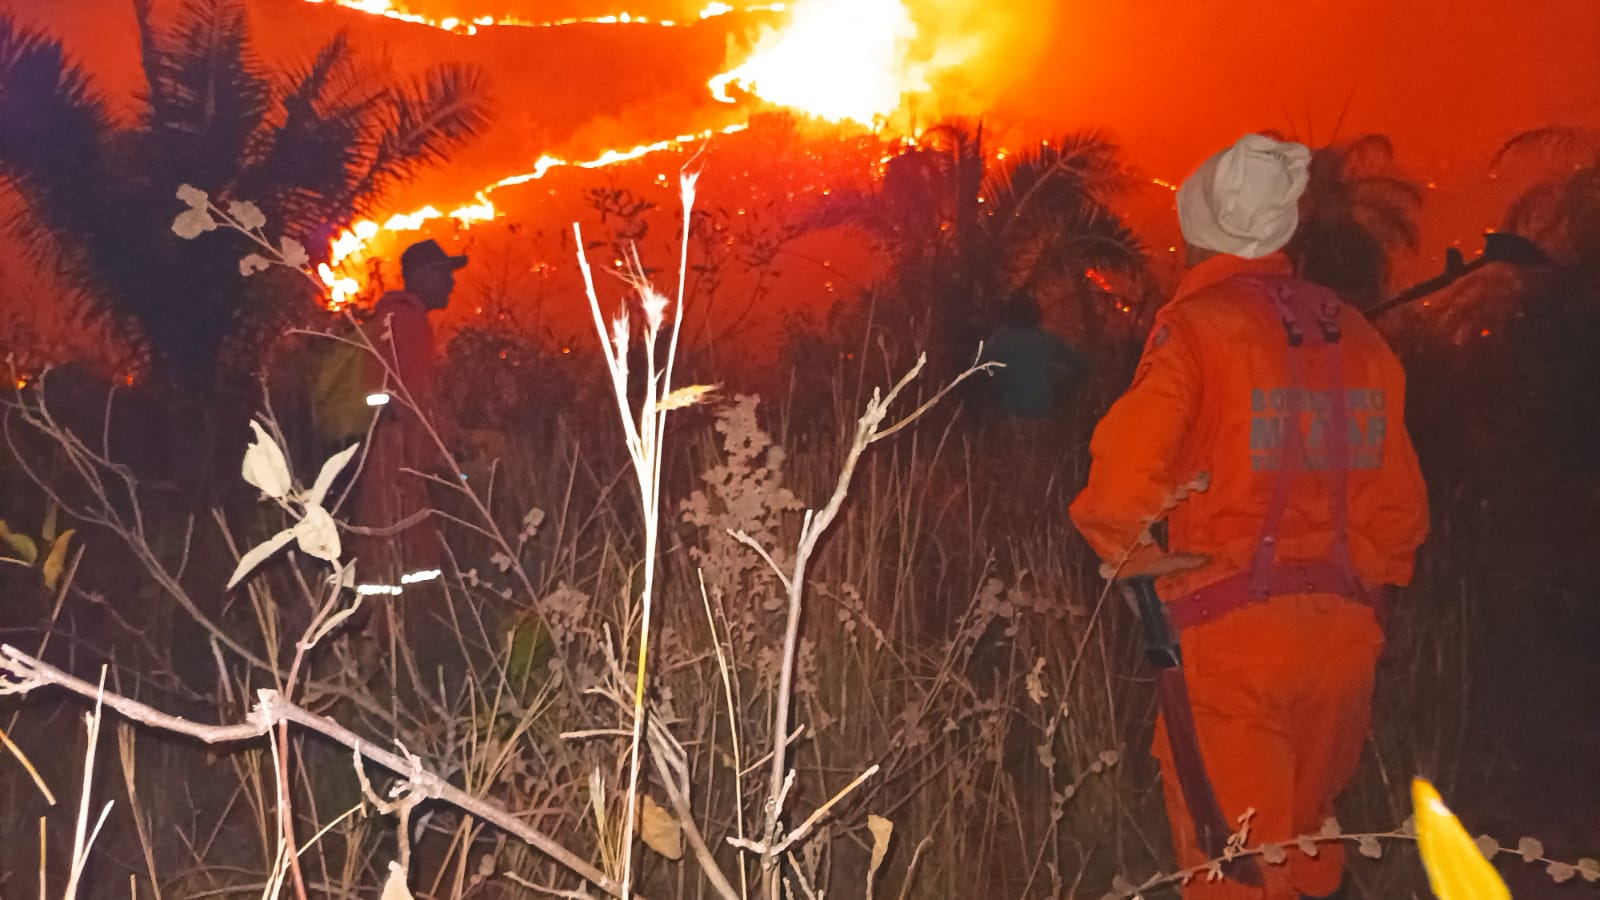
[293,504,341,562]
[242,421,292,499]
[1578,858,1599,882]
[491,551,513,573]
[280,237,309,269]
[867,814,893,875]
[1400,815,1417,837]
[1098,749,1121,768]
[1357,835,1383,859]
[239,253,272,276]
[226,527,296,589]
[1261,843,1287,865]
[172,207,216,239]
[228,200,266,231]
[1547,861,1576,884]
[1475,835,1500,859]
[326,561,357,591]
[1319,817,1341,839]
[380,861,414,900]
[1295,835,1319,858]
[1518,836,1544,862]
[307,442,361,507]
[638,795,682,860]
[176,183,208,210]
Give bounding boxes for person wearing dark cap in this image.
[356,238,467,591]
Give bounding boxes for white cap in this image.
[1177,134,1312,259]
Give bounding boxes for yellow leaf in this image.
[0,521,38,565]
[867,814,893,875]
[655,384,718,412]
[42,529,74,590]
[1413,778,1510,900]
[380,861,415,900]
[638,794,682,860]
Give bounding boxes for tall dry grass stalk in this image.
[571,168,703,899]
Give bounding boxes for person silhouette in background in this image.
[978,290,1089,503]
[982,289,1088,420]
[355,239,465,598]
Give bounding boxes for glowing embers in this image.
[709,0,937,125]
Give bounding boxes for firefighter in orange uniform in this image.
[1070,135,1429,900]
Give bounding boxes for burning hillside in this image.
[299,0,1006,304]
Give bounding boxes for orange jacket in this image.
[370,290,458,471]
[1070,253,1429,601]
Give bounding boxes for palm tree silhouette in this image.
[806,122,1145,361]
[1494,125,1600,276]
[0,0,490,389]
[1290,134,1424,309]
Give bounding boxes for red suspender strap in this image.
[1166,274,1371,630]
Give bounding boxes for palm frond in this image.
[802,186,902,244]
[141,0,270,186]
[1351,174,1425,210]
[350,62,490,209]
[981,131,1131,240]
[0,16,111,276]
[239,33,384,235]
[1337,133,1398,172]
[1494,125,1600,171]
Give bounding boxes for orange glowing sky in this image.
[2,0,1597,358]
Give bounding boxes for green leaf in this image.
[0,521,39,565]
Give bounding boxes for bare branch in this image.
[0,645,625,898]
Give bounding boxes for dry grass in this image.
[0,188,1584,900]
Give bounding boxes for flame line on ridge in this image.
[318,123,749,305]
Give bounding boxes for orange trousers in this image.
[1153,594,1383,900]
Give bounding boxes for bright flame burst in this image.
[710,0,932,126]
